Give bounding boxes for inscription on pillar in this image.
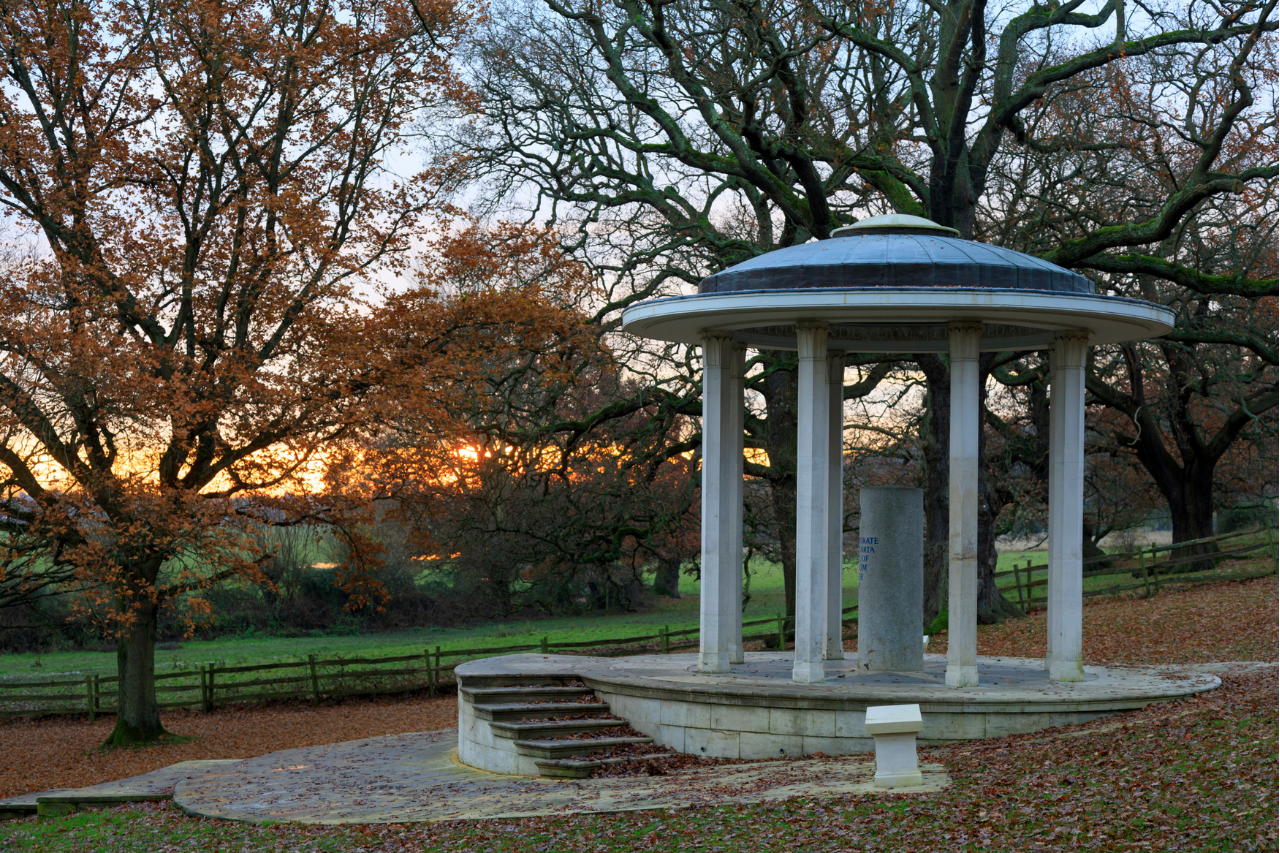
[858,536,878,584]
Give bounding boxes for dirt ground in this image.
[0,692,458,799]
[1,575,1275,800]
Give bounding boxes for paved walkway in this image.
[0,759,240,819]
[172,729,948,824]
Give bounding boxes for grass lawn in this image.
[0,543,1263,681]
[0,558,844,679]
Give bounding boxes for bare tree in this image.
[446,0,1275,625]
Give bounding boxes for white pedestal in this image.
[866,703,924,788]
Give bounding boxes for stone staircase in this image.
[460,676,665,778]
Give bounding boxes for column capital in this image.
[700,333,734,368]
[1053,330,1091,367]
[948,321,982,361]
[827,351,845,383]
[796,322,829,360]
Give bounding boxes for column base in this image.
[698,653,730,674]
[1047,658,1085,682]
[823,647,845,661]
[792,660,826,684]
[728,645,744,665]
[945,665,979,688]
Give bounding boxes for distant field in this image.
[0,558,841,678]
[0,546,1220,680]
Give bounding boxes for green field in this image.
[3,544,1260,681]
[0,558,845,679]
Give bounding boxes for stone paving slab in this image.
[174,729,948,824]
[0,759,241,818]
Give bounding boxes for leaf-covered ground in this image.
[937,573,1278,664]
[0,694,458,799]
[1,668,1274,852]
[0,576,1275,851]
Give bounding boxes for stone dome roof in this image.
[698,215,1093,296]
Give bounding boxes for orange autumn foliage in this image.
[0,0,593,744]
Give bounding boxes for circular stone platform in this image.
[456,653,1218,773]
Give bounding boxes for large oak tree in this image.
[450,0,1276,625]
[0,0,478,744]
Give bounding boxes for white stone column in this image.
[699,334,736,673]
[946,322,981,689]
[729,344,747,665]
[1047,331,1089,682]
[793,322,829,684]
[825,353,845,660]
[1045,345,1061,667]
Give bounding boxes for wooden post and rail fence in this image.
[2,525,1274,718]
[996,524,1278,613]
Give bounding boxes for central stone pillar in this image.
[793,322,830,684]
[857,487,924,672]
[946,321,981,689]
[825,353,846,661]
[1047,331,1088,682]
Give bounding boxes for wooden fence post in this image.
[435,646,442,688]
[776,611,785,650]
[661,626,670,655]
[541,636,549,654]
[205,666,215,711]
[1139,550,1150,598]
[85,676,95,722]
[308,655,321,704]
[1268,524,1278,573]
[92,675,100,715]
[1013,560,1025,611]
[1148,546,1159,594]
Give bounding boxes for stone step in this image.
[471,702,612,722]
[514,736,653,760]
[461,686,594,704]
[490,718,625,740]
[457,673,582,690]
[534,753,667,779]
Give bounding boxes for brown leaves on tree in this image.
[0,0,599,741]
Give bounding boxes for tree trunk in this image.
[976,354,1023,624]
[105,599,166,746]
[1082,519,1111,567]
[1168,464,1218,573]
[762,356,798,622]
[918,362,950,630]
[653,557,681,598]
[1121,385,1221,575]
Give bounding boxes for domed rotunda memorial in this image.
[451,215,1219,777]
[621,213,1174,688]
